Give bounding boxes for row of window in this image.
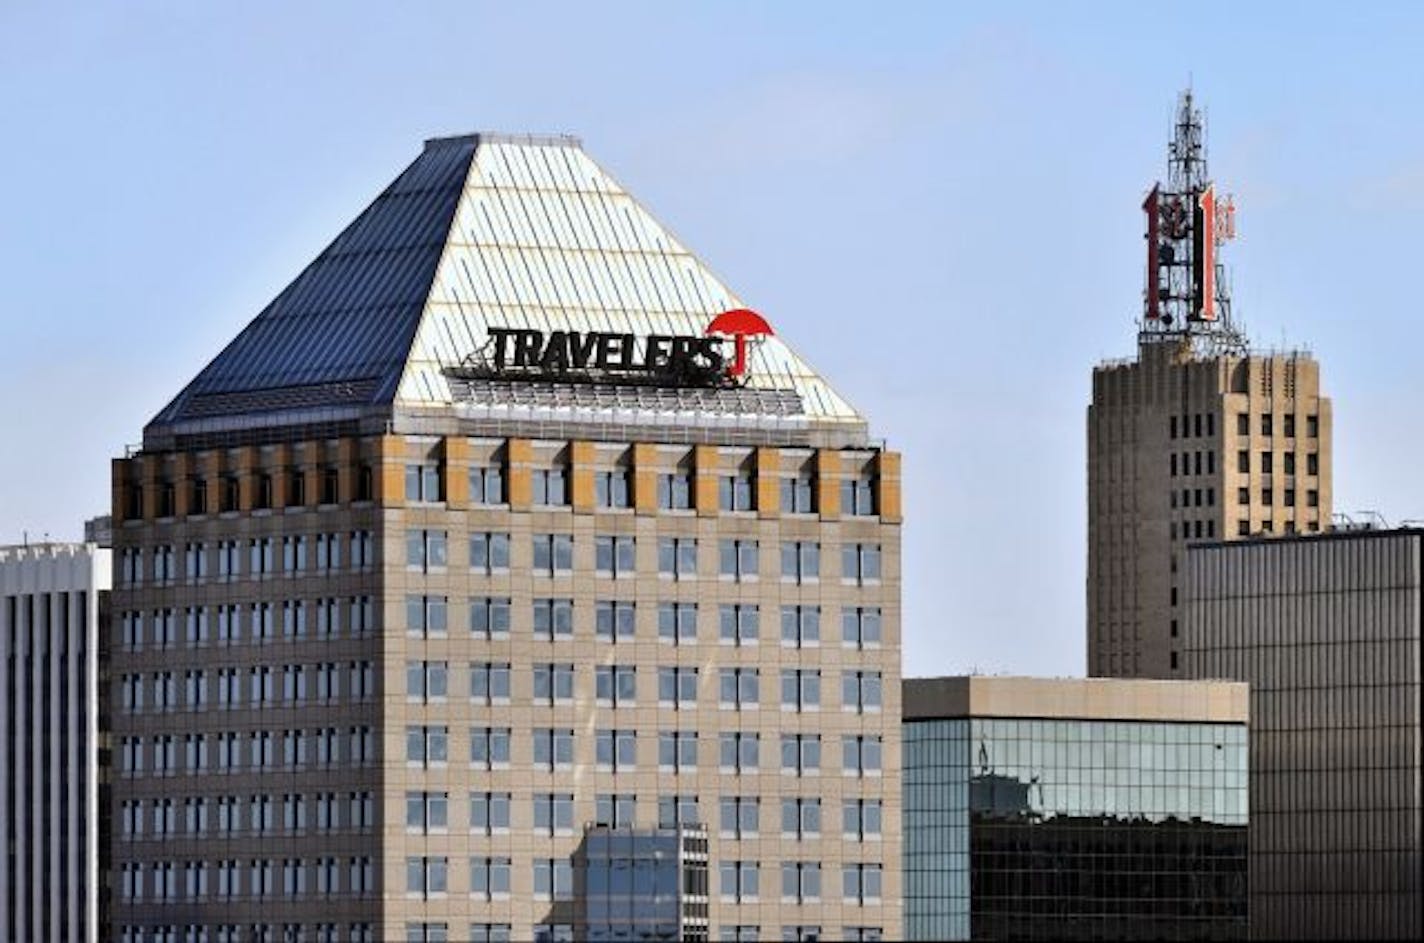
[118,924,884,943]
[116,600,883,650]
[119,793,374,837]
[1168,412,1320,440]
[408,727,885,775]
[118,662,373,712]
[118,533,374,586]
[131,465,372,520]
[1168,449,1322,478]
[115,729,374,775]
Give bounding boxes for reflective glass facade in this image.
[906,717,1248,941]
[577,827,708,942]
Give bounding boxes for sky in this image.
[2,1,1423,678]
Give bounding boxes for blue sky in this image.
[2,1,1422,677]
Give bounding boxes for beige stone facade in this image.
[109,433,903,941]
[1087,338,1332,679]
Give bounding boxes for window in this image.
[532,599,574,640]
[1262,487,1273,506]
[406,595,448,637]
[467,726,512,774]
[594,536,636,577]
[780,606,820,647]
[720,796,759,837]
[470,925,512,943]
[469,533,510,573]
[1285,487,1296,505]
[781,541,820,582]
[719,539,759,579]
[595,600,636,642]
[781,861,821,903]
[780,669,821,712]
[1170,454,1177,477]
[533,664,575,704]
[221,476,240,512]
[406,661,448,702]
[470,663,511,704]
[1261,451,1273,474]
[657,472,692,510]
[595,729,638,771]
[405,857,447,897]
[596,794,639,828]
[1237,450,1249,473]
[781,798,822,840]
[658,731,698,772]
[842,736,882,776]
[658,537,698,579]
[533,859,574,900]
[532,534,574,575]
[719,472,755,511]
[1307,414,1319,437]
[405,463,442,502]
[1206,413,1215,437]
[531,729,573,770]
[595,665,637,706]
[468,792,512,835]
[1237,486,1249,505]
[1236,413,1249,436]
[658,667,698,707]
[781,734,821,775]
[405,726,448,767]
[190,478,208,515]
[841,474,876,515]
[719,605,760,646]
[722,928,760,943]
[842,671,883,713]
[842,543,882,582]
[719,732,760,773]
[532,468,568,506]
[842,799,882,840]
[842,607,882,648]
[1308,489,1319,507]
[249,538,274,577]
[469,464,505,505]
[406,530,447,571]
[1283,413,1296,438]
[595,470,631,508]
[657,795,699,828]
[780,473,816,513]
[470,597,511,639]
[468,857,511,899]
[532,794,574,834]
[719,861,759,902]
[657,602,698,644]
[1308,452,1319,475]
[1284,452,1296,475]
[843,863,882,903]
[321,466,340,504]
[534,926,573,943]
[404,792,448,833]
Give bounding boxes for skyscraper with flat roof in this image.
[1087,93,1333,678]
[109,132,902,942]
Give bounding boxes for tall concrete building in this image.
[1087,93,1333,678]
[1,539,111,943]
[1184,528,1422,939]
[109,133,902,942]
[902,676,1250,942]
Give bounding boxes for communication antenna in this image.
[1139,89,1248,357]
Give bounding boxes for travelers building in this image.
[902,676,1249,941]
[1087,92,1333,679]
[1184,527,1423,939]
[0,537,111,943]
[108,133,902,942]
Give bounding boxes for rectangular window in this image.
[321,467,339,504]
[404,792,448,833]
[1307,414,1319,437]
[405,857,448,897]
[657,667,699,707]
[781,861,821,903]
[658,602,698,644]
[842,671,883,713]
[1262,487,1273,506]
[842,607,883,649]
[1284,452,1296,475]
[469,793,512,835]
[781,541,820,582]
[719,539,759,580]
[658,537,698,579]
[595,600,636,642]
[1238,487,1249,505]
[594,470,631,509]
[596,794,639,828]
[532,598,574,640]
[657,795,699,829]
[719,473,756,511]
[531,468,568,507]
[1308,489,1319,507]
[533,664,575,704]
[781,734,821,775]
[1169,416,1177,439]
[1261,451,1273,474]
[594,729,638,772]
[780,669,821,711]
[780,605,820,647]
[1237,450,1249,473]
[469,662,511,704]
[780,473,816,513]
[719,796,759,837]
[843,864,883,904]
[718,732,760,773]
[469,464,506,505]
[532,534,574,575]
[841,474,877,515]
[719,605,760,646]
[1307,452,1319,475]
[469,533,511,573]
[842,543,882,582]
[405,661,448,702]
[842,736,882,776]
[468,856,512,898]
[531,728,574,770]
[405,595,448,637]
[406,529,448,571]
[658,731,699,772]
[532,794,574,835]
[404,726,449,767]
[405,463,442,502]
[719,862,759,902]
[657,472,693,510]
[595,665,637,706]
[594,536,636,577]
[532,859,574,901]
[470,597,511,639]
[1236,413,1249,436]
[782,798,822,838]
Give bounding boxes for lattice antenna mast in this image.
[1139,90,1246,356]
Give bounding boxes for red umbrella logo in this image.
[706,308,774,380]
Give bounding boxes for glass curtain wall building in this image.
[108,132,902,942]
[903,677,1249,941]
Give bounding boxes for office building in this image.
[109,132,902,942]
[1184,528,1422,939]
[1087,92,1333,679]
[1,538,111,943]
[903,676,1249,941]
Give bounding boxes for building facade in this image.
[109,133,902,942]
[1184,528,1423,939]
[1088,93,1333,679]
[0,539,111,943]
[903,676,1249,941]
